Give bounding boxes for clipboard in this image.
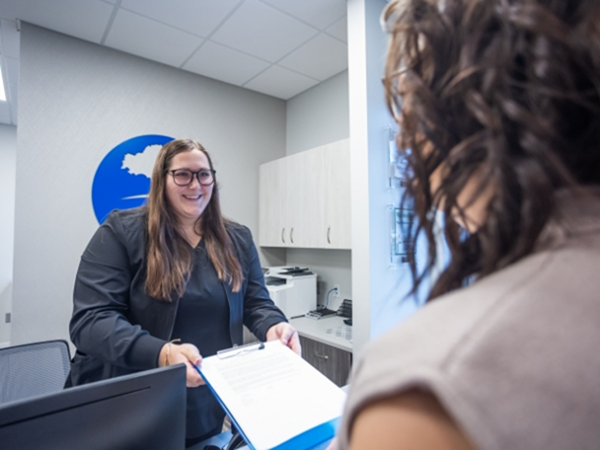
[216,341,265,359]
[197,340,346,450]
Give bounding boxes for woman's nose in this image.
[188,174,201,188]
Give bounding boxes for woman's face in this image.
[165,149,214,227]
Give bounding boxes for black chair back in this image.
[0,339,71,404]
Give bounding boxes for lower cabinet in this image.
[299,335,352,387]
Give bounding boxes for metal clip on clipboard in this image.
[216,341,266,359]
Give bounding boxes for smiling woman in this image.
[67,138,301,447]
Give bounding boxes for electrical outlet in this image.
[333,285,340,297]
[5,313,11,324]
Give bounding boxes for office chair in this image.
[0,339,71,404]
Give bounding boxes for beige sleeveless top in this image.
[336,190,600,450]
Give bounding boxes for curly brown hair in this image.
[383,0,600,299]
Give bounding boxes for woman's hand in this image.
[159,342,205,388]
[266,322,301,356]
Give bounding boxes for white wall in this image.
[0,123,16,346]
[349,0,424,355]
[285,71,351,309]
[11,24,287,346]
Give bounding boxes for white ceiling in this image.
[0,0,349,126]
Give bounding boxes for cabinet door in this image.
[258,158,287,247]
[299,335,352,387]
[285,150,324,248]
[323,139,351,249]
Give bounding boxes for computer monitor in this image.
[0,364,186,450]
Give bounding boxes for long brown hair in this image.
[383,0,600,300]
[145,138,243,301]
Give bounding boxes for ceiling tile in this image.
[244,65,319,100]
[259,0,346,30]
[105,9,204,68]
[183,41,270,86]
[278,33,347,81]
[4,56,18,85]
[120,0,240,38]
[325,16,347,43]
[0,19,20,59]
[0,0,114,44]
[211,0,318,63]
[0,101,11,125]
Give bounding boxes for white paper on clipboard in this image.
[199,340,347,450]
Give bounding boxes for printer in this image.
[263,266,317,319]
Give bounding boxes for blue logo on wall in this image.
[92,135,174,224]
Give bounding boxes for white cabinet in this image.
[258,158,286,246]
[322,140,351,249]
[258,139,351,249]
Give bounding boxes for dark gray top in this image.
[172,240,231,439]
[336,189,600,450]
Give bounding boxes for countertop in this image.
[290,315,353,352]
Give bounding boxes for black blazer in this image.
[68,208,286,385]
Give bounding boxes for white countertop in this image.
[290,315,353,352]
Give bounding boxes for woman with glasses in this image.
[332,0,600,449]
[68,138,299,447]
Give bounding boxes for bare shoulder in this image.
[350,389,477,450]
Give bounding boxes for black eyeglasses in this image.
[167,169,216,186]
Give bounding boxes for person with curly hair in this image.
[335,0,600,448]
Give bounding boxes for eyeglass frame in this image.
[166,168,217,186]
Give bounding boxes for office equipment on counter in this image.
[337,299,352,319]
[199,340,346,450]
[264,266,317,319]
[305,306,338,320]
[0,365,186,450]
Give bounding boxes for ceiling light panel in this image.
[120,0,241,38]
[0,68,6,102]
[211,0,318,63]
[9,81,17,123]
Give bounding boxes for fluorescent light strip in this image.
[0,65,6,102]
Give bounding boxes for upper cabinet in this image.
[258,138,351,250]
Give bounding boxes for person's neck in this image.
[179,221,202,248]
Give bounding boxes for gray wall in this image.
[0,123,16,346]
[11,24,286,345]
[286,71,349,156]
[285,70,351,310]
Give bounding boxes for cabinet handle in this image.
[290,228,294,244]
[314,351,329,360]
[281,228,285,243]
[327,226,331,244]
